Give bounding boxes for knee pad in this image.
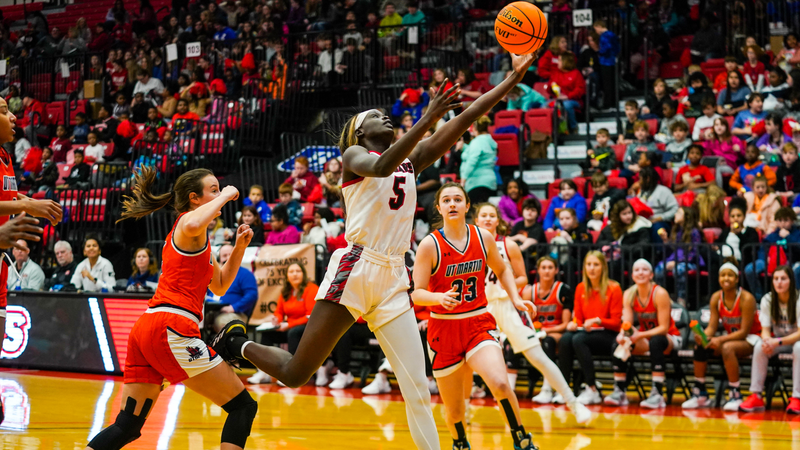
[693,345,711,362]
[87,397,153,450]
[649,335,670,372]
[221,389,258,448]
[541,336,557,361]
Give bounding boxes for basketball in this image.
[494,2,548,55]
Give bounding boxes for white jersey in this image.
[485,236,512,301]
[342,156,417,255]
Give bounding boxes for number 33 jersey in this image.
[341,156,416,255]
[428,224,489,316]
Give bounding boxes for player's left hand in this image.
[511,52,536,75]
[513,297,535,314]
[235,224,254,248]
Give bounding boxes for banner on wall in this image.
[248,243,316,325]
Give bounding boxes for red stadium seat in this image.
[101,142,114,157]
[725,116,734,129]
[301,202,315,223]
[524,108,553,137]
[494,110,523,129]
[56,163,71,186]
[545,229,558,243]
[548,178,586,198]
[492,133,520,167]
[589,230,600,243]
[703,228,722,244]
[612,144,627,162]
[686,117,696,135]
[660,168,674,189]
[532,82,550,99]
[645,118,658,136]
[659,61,683,79]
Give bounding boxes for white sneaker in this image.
[532,386,554,404]
[428,378,439,395]
[576,385,602,405]
[361,372,391,394]
[378,358,393,373]
[328,371,354,390]
[568,400,592,425]
[603,386,629,406]
[723,397,743,411]
[247,370,271,384]
[681,394,710,409]
[639,391,666,409]
[471,384,487,399]
[316,360,333,387]
[552,392,566,404]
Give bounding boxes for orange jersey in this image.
[718,288,762,335]
[0,149,16,307]
[429,224,488,316]
[532,281,566,327]
[148,213,214,319]
[633,284,679,335]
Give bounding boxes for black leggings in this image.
[611,334,671,374]
[333,322,374,373]
[467,186,495,205]
[261,325,307,355]
[558,330,617,387]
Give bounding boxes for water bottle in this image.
[690,320,709,347]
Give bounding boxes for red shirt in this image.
[550,69,587,106]
[573,281,623,331]
[713,71,728,92]
[428,224,488,316]
[742,61,765,82]
[50,137,71,163]
[676,164,713,185]
[283,170,319,202]
[274,282,318,328]
[148,213,214,319]
[537,50,559,81]
[110,68,127,89]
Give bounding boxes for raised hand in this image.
[235,224,254,248]
[510,52,537,75]
[222,185,239,202]
[22,198,62,226]
[424,80,462,123]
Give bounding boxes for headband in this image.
[633,258,652,272]
[720,262,739,276]
[354,110,371,132]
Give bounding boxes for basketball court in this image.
[1,369,796,449]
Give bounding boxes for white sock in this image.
[523,346,575,403]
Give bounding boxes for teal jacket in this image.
[460,134,498,192]
[507,83,546,112]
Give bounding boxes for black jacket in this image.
[45,260,78,290]
[776,159,800,193]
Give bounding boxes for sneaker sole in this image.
[739,406,765,412]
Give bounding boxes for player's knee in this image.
[221,389,258,448]
[87,398,153,450]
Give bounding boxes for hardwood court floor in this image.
[0,369,797,449]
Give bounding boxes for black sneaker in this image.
[209,320,248,368]
[452,441,471,450]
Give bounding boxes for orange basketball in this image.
[494,2,548,55]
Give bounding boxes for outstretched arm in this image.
[409,53,537,172]
[345,85,460,179]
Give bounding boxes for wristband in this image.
[779,338,784,346]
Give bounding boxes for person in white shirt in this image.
[84,131,105,163]
[71,236,116,292]
[692,99,723,141]
[132,69,165,104]
[6,239,44,291]
[12,128,31,165]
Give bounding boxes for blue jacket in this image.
[243,198,272,223]
[214,27,237,41]
[220,267,259,315]
[543,194,587,230]
[391,92,430,123]
[598,31,620,66]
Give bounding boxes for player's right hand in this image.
[0,213,43,248]
[439,288,460,310]
[425,81,461,122]
[23,198,62,226]
[222,185,239,201]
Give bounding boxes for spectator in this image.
[739,265,800,414]
[550,208,591,255]
[743,175,781,235]
[583,128,617,176]
[594,20,620,110]
[337,38,365,84]
[105,0,129,23]
[717,71,751,117]
[732,93,768,141]
[776,143,800,194]
[689,17,725,63]
[84,131,105,164]
[319,157,342,207]
[618,100,641,145]
[716,196,759,265]
[607,259,682,408]
[587,172,625,229]
[75,17,92,42]
[455,68,485,105]
[171,99,200,134]
[657,99,687,144]
[538,35,567,81]
[70,112,89,145]
[636,166,678,238]
[642,78,670,118]
[655,206,704,306]
[683,263,760,410]
[693,99,722,141]
[57,149,90,190]
[58,27,87,55]
[620,120,658,179]
[498,178,534,225]
[460,116,496,204]
[509,197,545,255]
[211,244,258,332]
[703,117,745,176]
[109,60,128,96]
[730,144,776,193]
[143,107,164,131]
[377,2,402,38]
[131,0,156,34]
[45,240,78,290]
[666,121,692,164]
[247,263,317,384]
[278,183,303,229]
[243,184,272,223]
[113,93,131,119]
[36,27,62,57]
[543,179,586,230]
[681,72,714,117]
[50,125,71,163]
[713,56,740,93]
[756,113,791,162]
[238,206,264,246]
[505,83,545,112]
[7,239,44,291]
[777,32,800,72]
[675,145,713,193]
[158,84,178,119]
[558,251,623,405]
[27,146,58,195]
[284,156,321,203]
[213,19,237,41]
[18,96,46,142]
[133,68,165,99]
[743,45,767,92]
[302,207,341,247]
[402,2,425,28]
[293,40,318,81]
[392,88,429,123]
[126,247,159,292]
[266,204,301,245]
[550,52,586,134]
[763,67,792,111]
[10,127,30,166]
[71,237,116,292]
